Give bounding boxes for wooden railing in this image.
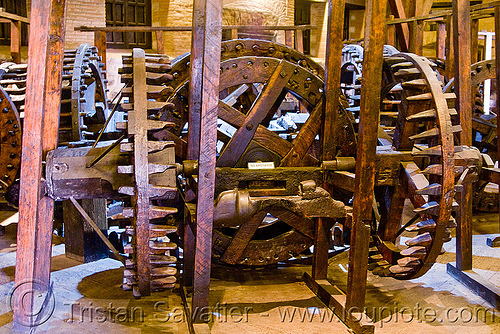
[75,25,313,66]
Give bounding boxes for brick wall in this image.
[26,0,105,50]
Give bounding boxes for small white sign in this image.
[248,162,275,169]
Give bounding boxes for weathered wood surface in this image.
[437,21,446,59]
[496,6,500,236]
[453,0,473,272]
[10,19,21,63]
[322,0,345,160]
[14,0,66,330]
[346,0,387,311]
[131,48,151,296]
[388,0,409,51]
[94,31,106,73]
[189,0,222,323]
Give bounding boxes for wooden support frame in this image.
[13,0,67,330]
[304,0,383,333]
[184,0,222,324]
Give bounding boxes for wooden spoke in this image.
[217,61,296,167]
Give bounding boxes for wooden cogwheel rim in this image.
[371,53,459,279]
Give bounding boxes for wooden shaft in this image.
[453,0,473,272]
[189,0,222,323]
[445,15,454,83]
[285,30,293,48]
[495,7,500,235]
[346,0,387,311]
[13,0,66,329]
[312,218,330,280]
[322,0,345,161]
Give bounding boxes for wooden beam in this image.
[453,0,473,272]
[189,0,222,323]
[155,31,164,54]
[471,18,479,63]
[10,19,21,63]
[322,0,345,160]
[388,0,409,51]
[76,24,313,32]
[437,21,446,59]
[94,31,106,74]
[495,6,500,240]
[13,0,66,329]
[346,0,386,311]
[445,15,454,81]
[0,8,29,23]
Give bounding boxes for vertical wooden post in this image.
[471,19,479,64]
[285,30,293,48]
[156,30,164,54]
[411,20,424,55]
[94,30,107,73]
[386,15,396,46]
[63,199,108,262]
[230,28,238,40]
[495,7,500,235]
[10,20,21,63]
[13,0,67,330]
[322,0,345,161]
[453,0,472,272]
[345,0,386,311]
[295,29,304,53]
[313,0,345,281]
[437,21,446,59]
[445,15,454,80]
[189,0,222,323]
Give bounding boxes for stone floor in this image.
[1,206,500,333]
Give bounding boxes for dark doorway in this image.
[105,0,152,49]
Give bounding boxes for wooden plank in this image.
[13,0,65,329]
[64,199,109,262]
[437,21,446,59]
[386,15,396,46]
[230,28,238,40]
[132,48,151,296]
[189,0,222,323]
[447,263,500,309]
[156,31,164,54]
[76,24,313,32]
[304,273,375,334]
[322,0,345,160]
[0,9,29,24]
[445,15,454,80]
[220,211,267,264]
[453,0,473,272]
[346,0,386,311]
[388,0,409,51]
[295,29,304,52]
[496,6,500,238]
[411,20,424,55]
[94,31,106,74]
[10,20,21,63]
[285,30,293,48]
[471,19,479,63]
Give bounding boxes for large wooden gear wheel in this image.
[118,49,179,297]
[147,40,355,266]
[371,53,459,279]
